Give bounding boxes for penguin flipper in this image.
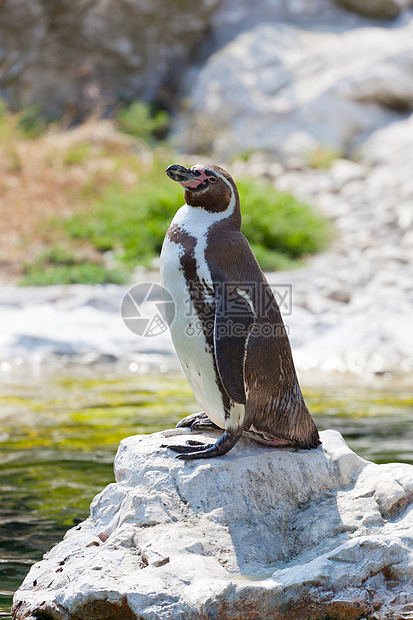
[214,286,255,405]
[168,430,241,460]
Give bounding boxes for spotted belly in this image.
[160,237,226,429]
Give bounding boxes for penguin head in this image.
[166,163,239,215]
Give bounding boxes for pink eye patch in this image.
[179,168,213,188]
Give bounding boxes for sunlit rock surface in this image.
[174,18,413,159]
[13,430,413,619]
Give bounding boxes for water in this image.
[1,369,412,618]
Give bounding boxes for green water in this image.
[1,370,412,618]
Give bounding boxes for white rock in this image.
[12,430,413,619]
[360,110,413,171]
[329,158,367,188]
[210,0,361,46]
[173,19,413,159]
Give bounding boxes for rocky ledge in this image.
[12,429,413,619]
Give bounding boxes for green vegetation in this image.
[0,100,47,140]
[64,157,182,269]
[0,101,47,173]
[0,98,331,284]
[117,101,169,143]
[21,245,129,286]
[63,159,330,273]
[67,104,330,274]
[63,143,92,166]
[20,149,331,282]
[238,178,330,270]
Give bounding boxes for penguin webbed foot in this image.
[176,412,220,432]
[168,430,241,460]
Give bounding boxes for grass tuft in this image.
[117,102,169,144]
[64,157,185,267]
[64,161,330,274]
[21,245,129,286]
[0,100,47,141]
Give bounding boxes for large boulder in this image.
[0,0,220,117]
[334,0,413,18]
[172,19,413,160]
[360,108,413,170]
[207,0,367,50]
[12,429,413,619]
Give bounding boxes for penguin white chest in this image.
[160,229,226,429]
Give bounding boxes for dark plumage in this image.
[160,163,320,459]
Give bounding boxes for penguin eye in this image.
[209,176,217,183]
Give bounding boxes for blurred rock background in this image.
[0,0,413,379]
[2,0,413,155]
[0,0,220,118]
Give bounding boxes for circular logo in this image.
[121,282,175,337]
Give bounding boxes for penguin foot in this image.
[168,430,241,460]
[168,439,211,454]
[176,412,220,432]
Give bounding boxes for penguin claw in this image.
[175,412,205,429]
[190,418,220,432]
[168,441,213,454]
[168,430,241,460]
[176,412,219,431]
[175,449,214,460]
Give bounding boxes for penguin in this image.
[160,163,320,460]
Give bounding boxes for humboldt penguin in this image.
[160,163,320,460]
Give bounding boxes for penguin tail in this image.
[243,427,321,450]
[242,428,298,448]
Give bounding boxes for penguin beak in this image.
[166,164,211,189]
[166,164,202,184]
